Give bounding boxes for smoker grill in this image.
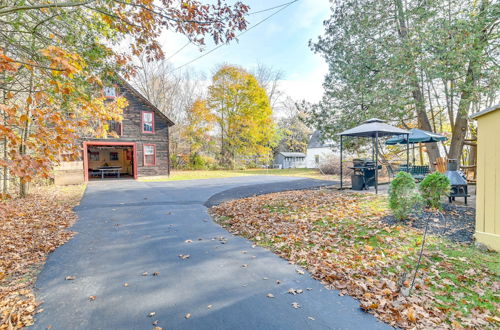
[349,159,381,190]
[445,159,469,204]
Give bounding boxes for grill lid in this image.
[445,159,467,185]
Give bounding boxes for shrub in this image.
[318,155,353,176]
[419,172,450,210]
[389,171,421,220]
[189,152,206,170]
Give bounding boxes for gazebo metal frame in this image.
[338,118,410,194]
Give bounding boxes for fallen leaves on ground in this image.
[211,189,499,329]
[0,185,85,329]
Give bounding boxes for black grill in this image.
[349,159,380,190]
[445,159,469,204]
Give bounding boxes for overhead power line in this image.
[167,0,299,73]
[247,0,300,15]
[163,0,298,62]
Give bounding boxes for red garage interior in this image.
[83,141,137,181]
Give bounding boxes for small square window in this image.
[110,152,119,161]
[104,86,116,98]
[89,152,99,161]
[107,120,122,136]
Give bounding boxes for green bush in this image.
[189,152,206,170]
[389,171,421,220]
[419,172,450,209]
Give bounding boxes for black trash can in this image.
[351,174,365,190]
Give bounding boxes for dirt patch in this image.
[381,204,475,244]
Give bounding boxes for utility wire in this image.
[165,41,190,61]
[168,0,299,73]
[164,0,299,61]
[247,0,299,15]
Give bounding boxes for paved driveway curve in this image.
[34,176,389,330]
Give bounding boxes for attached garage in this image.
[83,141,138,181]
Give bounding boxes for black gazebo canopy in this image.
[337,118,410,194]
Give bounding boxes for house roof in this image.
[279,152,306,158]
[308,131,333,149]
[117,75,175,127]
[470,104,500,120]
[338,118,409,138]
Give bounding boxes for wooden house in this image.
[54,77,174,185]
[470,104,500,251]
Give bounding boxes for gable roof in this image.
[117,75,175,127]
[470,104,500,119]
[308,131,333,149]
[279,152,306,158]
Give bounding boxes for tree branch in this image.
[0,0,96,16]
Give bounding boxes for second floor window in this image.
[108,120,122,136]
[142,111,154,133]
[104,86,117,99]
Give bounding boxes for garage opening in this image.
[83,142,137,181]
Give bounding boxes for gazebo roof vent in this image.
[363,118,386,124]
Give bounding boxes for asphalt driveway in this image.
[34,176,389,330]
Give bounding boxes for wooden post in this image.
[340,135,343,190]
[419,142,424,165]
[406,134,410,169]
[375,132,379,194]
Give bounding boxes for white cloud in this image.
[279,58,328,103]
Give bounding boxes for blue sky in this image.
[159,0,331,102]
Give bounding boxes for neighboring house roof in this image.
[308,131,333,149]
[117,75,175,127]
[470,104,500,119]
[279,152,306,158]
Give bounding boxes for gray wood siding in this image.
[119,86,169,177]
[84,84,171,178]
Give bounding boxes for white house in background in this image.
[305,131,335,168]
[274,152,306,169]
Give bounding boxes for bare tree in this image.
[252,62,284,109]
[131,57,206,161]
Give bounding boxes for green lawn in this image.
[139,168,338,182]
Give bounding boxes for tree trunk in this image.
[448,63,475,163]
[394,0,440,168]
[448,0,489,164]
[19,36,35,197]
[2,73,8,196]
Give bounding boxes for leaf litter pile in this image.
[211,189,499,328]
[0,185,85,329]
